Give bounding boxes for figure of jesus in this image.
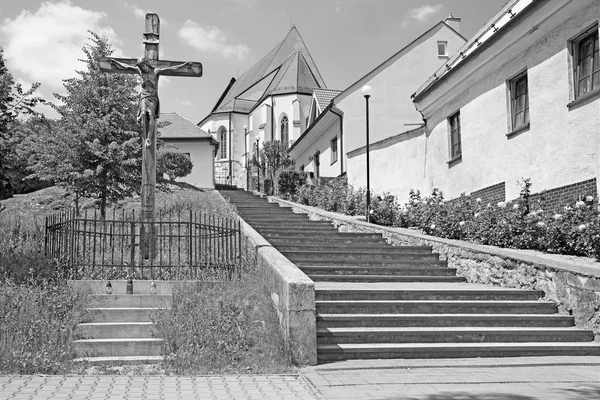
[107,57,192,146]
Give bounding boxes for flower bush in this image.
[290,177,600,259]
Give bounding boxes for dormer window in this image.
[438,41,448,57]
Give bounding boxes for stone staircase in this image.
[74,282,170,365]
[221,188,600,364]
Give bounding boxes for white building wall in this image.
[162,140,216,189]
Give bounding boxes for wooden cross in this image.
[99,13,202,260]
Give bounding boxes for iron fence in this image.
[45,208,242,280]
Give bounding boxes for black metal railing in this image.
[45,209,242,280]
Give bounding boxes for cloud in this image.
[178,20,249,59]
[128,4,168,24]
[401,4,443,27]
[335,0,341,13]
[0,1,121,89]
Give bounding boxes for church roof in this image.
[314,89,342,111]
[159,112,217,143]
[206,26,326,117]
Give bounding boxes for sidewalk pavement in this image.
[0,374,319,400]
[300,356,600,400]
[2,357,599,399]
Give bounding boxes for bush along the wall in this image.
[291,178,600,259]
[277,170,308,199]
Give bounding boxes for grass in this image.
[151,253,292,375]
[0,184,292,375]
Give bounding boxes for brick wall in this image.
[529,178,597,211]
[470,182,506,204]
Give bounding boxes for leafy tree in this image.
[157,152,193,182]
[0,48,45,199]
[27,32,142,217]
[259,140,293,195]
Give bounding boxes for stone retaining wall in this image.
[271,197,600,340]
[239,219,317,365]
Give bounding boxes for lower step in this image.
[317,342,600,362]
[316,327,594,344]
[309,275,467,283]
[73,356,163,366]
[87,308,162,322]
[303,267,458,276]
[316,314,575,328]
[74,338,163,357]
[77,322,155,339]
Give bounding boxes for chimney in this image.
[445,12,461,34]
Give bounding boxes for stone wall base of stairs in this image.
[238,218,317,366]
[270,197,600,341]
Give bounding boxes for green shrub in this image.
[370,193,401,226]
[277,170,307,199]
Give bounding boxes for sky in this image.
[0,0,508,124]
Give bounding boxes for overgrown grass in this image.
[0,280,89,374]
[150,252,292,375]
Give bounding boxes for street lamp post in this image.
[244,125,248,191]
[361,84,372,223]
[256,139,260,193]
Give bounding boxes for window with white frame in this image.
[449,111,461,161]
[218,127,227,159]
[437,41,448,57]
[573,26,599,99]
[330,136,338,164]
[509,71,529,130]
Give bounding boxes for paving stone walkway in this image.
[0,374,318,400]
[300,356,600,400]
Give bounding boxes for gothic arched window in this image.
[218,127,227,159]
[281,115,289,147]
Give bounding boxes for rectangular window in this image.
[574,27,599,99]
[509,71,529,130]
[330,136,338,164]
[449,111,461,161]
[437,41,448,57]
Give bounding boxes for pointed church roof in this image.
[207,26,326,116]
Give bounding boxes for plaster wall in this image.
[162,140,216,188]
[338,24,465,156]
[295,118,342,178]
[419,2,600,201]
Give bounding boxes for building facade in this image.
[198,27,326,189]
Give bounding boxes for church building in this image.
[197,26,327,189]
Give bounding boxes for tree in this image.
[259,140,293,194]
[0,48,45,199]
[27,32,142,217]
[157,152,193,182]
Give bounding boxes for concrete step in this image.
[283,250,439,261]
[316,327,594,344]
[77,322,155,339]
[87,308,161,322]
[250,222,335,229]
[73,356,163,366]
[87,294,172,308]
[240,214,310,221]
[255,225,338,232]
[315,300,558,314]
[304,267,458,276]
[295,260,450,268]
[74,338,163,357]
[316,313,576,328]
[261,232,384,241]
[308,275,466,283]
[276,243,432,252]
[316,342,600,362]
[315,288,544,301]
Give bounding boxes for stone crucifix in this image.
[99,13,202,259]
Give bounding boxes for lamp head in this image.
[244,125,247,131]
[361,84,372,99]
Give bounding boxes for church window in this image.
[573,27,599,99]
[509,71,529,131]
[448,111,461,161]
[330,136,338,164]
[281,115,289,146]
[300,164,305,172]
[218,127,227,159]
[437,41,448,57]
